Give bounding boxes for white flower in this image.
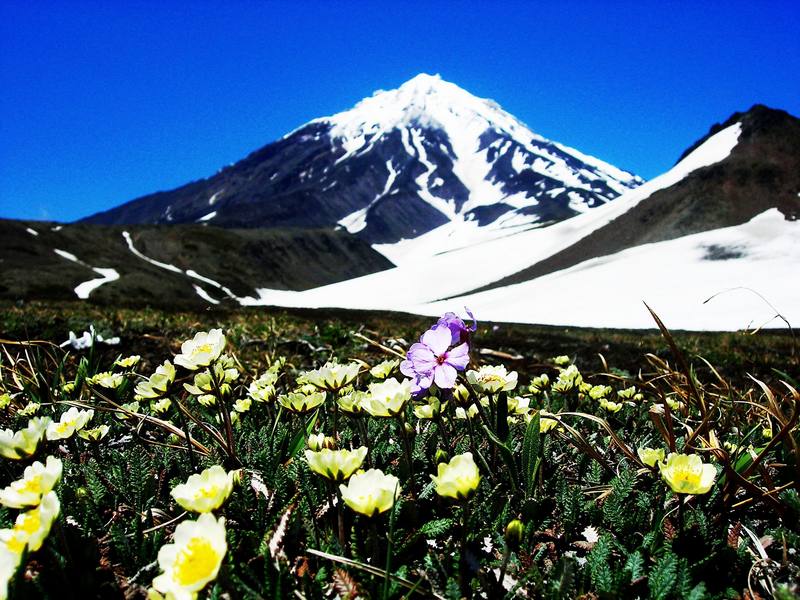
[151,513,227,600]
[339,469,400,517]
[171,466,234,514]
[77,425,110,442]
[233,397,251,413]
[370,359,400,380]
[0,491,61,553]
[0,456,62,509]
[582,525,600,544]
[151,398,172,414]
[1,541,23,600]
[174,329,226,371]
[18,402,40,417]
[466,365,518,394]
[89,371,125,389]
[430,452,481,500]
[135,361,176,399]
[46,407,94,441]
[115,355,141,369]
[455,404,479,420]
[361,378,413,418]
[0,417,51,460]
[300,361,360,392]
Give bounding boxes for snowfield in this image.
[235,121,800,331]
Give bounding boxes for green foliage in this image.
[0,303,797,599]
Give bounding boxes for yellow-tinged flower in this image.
[637,447,665,468]
[135,361,176,399]
[0,491,60,553]
[46,407,94,441]
[78,424,110,442]
[337,390,367,416]
[589,385,612,400]
[413,397,442,420]
[115,355,141,369]
[116,401,140,420]
[534,410,559,433]
[0,417,50,460]
[151,513,227,600]
[248,375,276,403]
[452,383,471,406]
[666,397,683,412]
[151,398,172,414]
[617,386,637,399]
[0,456,62,509]
[307,433,335,451]
[361,378,413,418]
[305,447,368,482]
[277,390,326,414]
[233,397,251,413]
[174,329,226,371]
[300,361,360,392]
[466,365,518,394]
[431,452,481,500]
[89,371,125,389]
[552,365,583,393]
[196,394,216,407]
[455,404,479,420]
[528,374,550,394]
[659,453,716,495]
[0,394,10,410]
[171,466,234,514]
[18,402,40,417]
[507,396,531,416]
[339,469,400,517]
[370,359,400,380]
[599,398,623,413]
[552,355,571,367]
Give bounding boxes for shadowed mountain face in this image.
[465,105,800,295]
[0,220,393,307]
[81,74,642,244]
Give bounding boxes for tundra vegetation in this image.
[0,301,797,599]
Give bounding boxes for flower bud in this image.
[434,448,449,465]
[230,469,244,486]
[75,486,90,500]
[504,519,524,550]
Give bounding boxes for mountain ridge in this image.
[81,74,643,244]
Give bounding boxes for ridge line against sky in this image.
[1,1,799,222]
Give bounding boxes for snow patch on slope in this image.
[433,209,798,330]
[75,268,120,299]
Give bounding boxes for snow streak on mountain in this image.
[82,74,643,245]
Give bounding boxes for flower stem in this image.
[397,415,416,493]
[459,497,472,596]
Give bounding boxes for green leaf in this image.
[522,412,541,498]
[288,411,318,458]
[649,551,678,600]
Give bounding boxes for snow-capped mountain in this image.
[82,74,642,245]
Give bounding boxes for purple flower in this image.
[400,325,469,391]
[436,308,477,346]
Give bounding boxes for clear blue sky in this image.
[1,1,798,222]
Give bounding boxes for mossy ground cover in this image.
[0,301,798,599]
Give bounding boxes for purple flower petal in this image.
[445,342,470,370]
[421,326,451,356]
[433,363,457,389]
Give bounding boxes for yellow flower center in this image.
[173,537,219,586]
[17,510,41,536]
[194,344,213,355]
[5,532,27,554]
[20,474,43,495]
[194,484,220,501]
